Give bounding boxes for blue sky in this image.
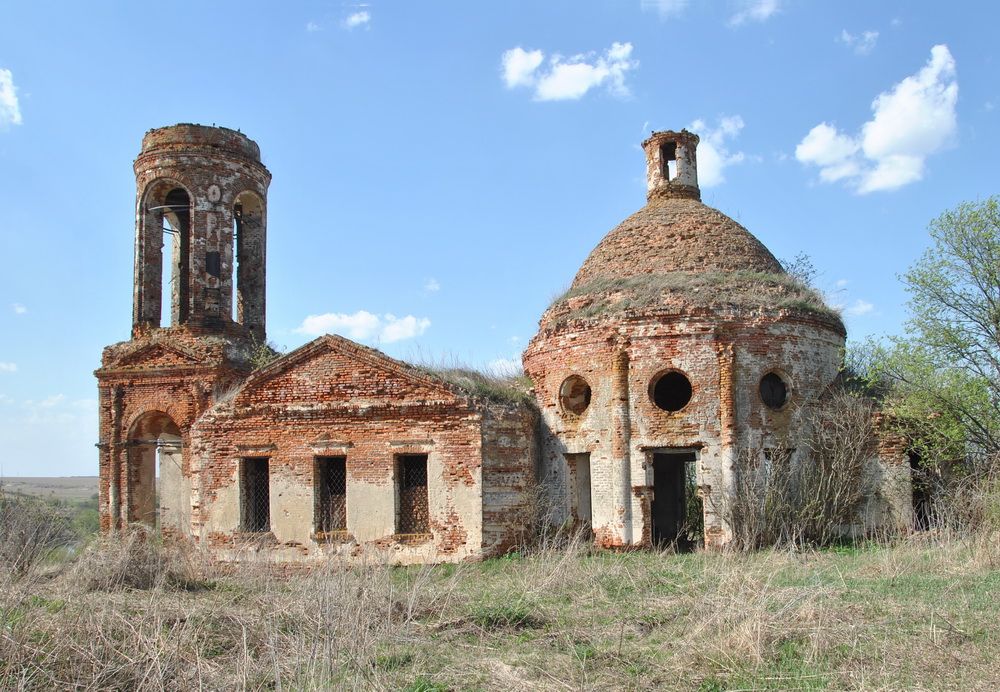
[0,1,997,476]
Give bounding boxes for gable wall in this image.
[190,346,491,564]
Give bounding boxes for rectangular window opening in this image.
[205,251,221,279]
[396,454,429,535]
[660,142,677,180]
[240,457,270,532]
[314,456,347,535]
[762,447,795,478]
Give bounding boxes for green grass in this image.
[3,535,999,689]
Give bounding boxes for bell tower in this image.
[97,124,272,534]
[132,124,270,342]
[642,129,700,202]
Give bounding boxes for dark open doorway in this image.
[651,451,703,551]
[909,451,932,530]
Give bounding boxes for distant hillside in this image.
[2,477,99,502]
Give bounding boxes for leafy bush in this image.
[248,337,283,370]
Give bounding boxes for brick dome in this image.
[571,196,783,288]
[538,130,842,333]
[541,194,840,332]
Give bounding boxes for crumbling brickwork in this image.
[98,124,538,565]
[523,130,868,550]
[188,335,536,564]
[97,123,907,564]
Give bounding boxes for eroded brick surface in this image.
[96,124,909,564]
[523,129,910,549]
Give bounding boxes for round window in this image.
[651,371,692,412]
[559,375,592,415]
[759,372,789,410]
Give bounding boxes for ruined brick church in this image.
[97,124,908,563]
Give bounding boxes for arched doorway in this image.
[127,412,187,533]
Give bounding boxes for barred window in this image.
[397,454,429,535]
[315,456,347,534]
[240,457,270,532]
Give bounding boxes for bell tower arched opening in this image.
[232,190,266,341]
[162,187,192,326]
[135,180,192,331]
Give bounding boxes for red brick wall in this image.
[188,337,536,563]
[523,308,845,548]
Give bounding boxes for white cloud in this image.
[729,0,780,26]
[343,11,370,29]
[33,393,65,408]
[11,303,26,315]
[487,357,523,377]
[0,68,22,129]
[688,115,746,187]
[0,362,17,373]
[838,29,879,56]
[845,299,875,317]
[295,310,430,343]
[795,45,958,194]
[501,42,638,101]
[501,47,544,89]
[423,278,441,293]
[380,314,431,343]
[795,123,861,183]
[835,278,849,289]
[640,0,689,18]
[306,21,322,32]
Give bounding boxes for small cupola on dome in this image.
[643,130,700,202]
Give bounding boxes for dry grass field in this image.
[0,477,98,503]
[1,529,998,691]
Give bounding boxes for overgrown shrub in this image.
[725,389,878,548]
[0,486,76,576]
[917,452,1000,535]
[66,530,201,591]
[417,366,534,405]
[248,336,283,370]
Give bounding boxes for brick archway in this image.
[126,411,182,529]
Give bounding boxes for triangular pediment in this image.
[111,342,208,370]
[232,335,462,407]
